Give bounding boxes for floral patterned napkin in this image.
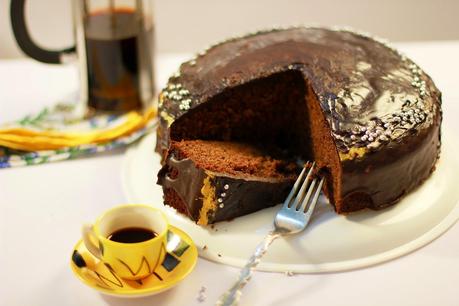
[0,103,157,168]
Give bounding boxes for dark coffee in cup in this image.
[108,227,157,243]
[82,205,168,280]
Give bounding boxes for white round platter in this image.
[122,130,459,273]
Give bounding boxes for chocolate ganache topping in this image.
[158,26,441,160]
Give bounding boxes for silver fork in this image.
[216,162,324,306]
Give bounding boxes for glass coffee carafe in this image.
[11,0,155,114]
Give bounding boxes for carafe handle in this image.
[10,0,76,64]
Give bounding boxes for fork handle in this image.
[216,231,281,306]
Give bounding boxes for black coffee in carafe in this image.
[84,9,154,112]
[11,0,156,115]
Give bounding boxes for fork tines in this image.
[283,162,324,214]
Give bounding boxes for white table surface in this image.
[1,42,459,306]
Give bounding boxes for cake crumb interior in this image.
[172,140,298,180]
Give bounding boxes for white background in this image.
[1,1,459,305]
[1,0,459,58]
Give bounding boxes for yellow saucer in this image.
[70,226,198,297]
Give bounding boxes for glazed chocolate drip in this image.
[210,177,293,223]
[159,155,207,221]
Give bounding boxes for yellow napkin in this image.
[0,108,156,151]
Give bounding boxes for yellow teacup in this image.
[82,205,168,280]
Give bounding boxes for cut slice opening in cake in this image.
[168,70,342,211]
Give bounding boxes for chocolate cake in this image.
[156,26,442,225]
